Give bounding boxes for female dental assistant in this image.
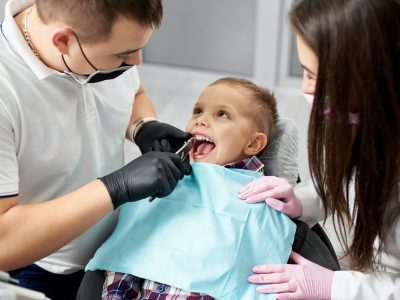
[239,0,400,298]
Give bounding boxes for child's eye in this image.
[193,107,202,115]
[217,111,230,119]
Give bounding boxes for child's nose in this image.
[195,117,208,127]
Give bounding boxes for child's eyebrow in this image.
[192,103,202,110]
[216,103,235,111]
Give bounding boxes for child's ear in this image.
[244,132,268,156]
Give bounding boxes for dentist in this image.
[0,0,190,299]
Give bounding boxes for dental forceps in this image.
[148,137,195,202]
[174,136,195,162]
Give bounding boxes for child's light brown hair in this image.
[209,77,278,143]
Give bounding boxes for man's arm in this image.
[0,150,188,271]
[126,85,157,140]
[0,180,113,271]
[126,86,192,154]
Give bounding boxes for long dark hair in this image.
[289,0,400,271]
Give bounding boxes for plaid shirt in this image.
[103,156,263,300]
[224,156,264,174]
[103,272,214,300]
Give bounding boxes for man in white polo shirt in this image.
[0,0,191,299]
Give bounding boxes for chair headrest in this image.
[257,118,299,186]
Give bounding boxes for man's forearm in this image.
[0,180,113,271]
[127,87,157,139]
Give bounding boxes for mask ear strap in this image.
[61,54,74,72]
[73,32,99,71]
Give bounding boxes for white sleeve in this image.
[130,66,141,93]
[331,189,400,299]
[332,270,400,299]
[295,180,325,226]
[0,101,18,197]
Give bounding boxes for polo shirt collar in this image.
[2,0,58,80]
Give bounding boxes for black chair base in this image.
[292,220,341,271]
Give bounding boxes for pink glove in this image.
[247,251,333,300]
[238,176,302,218]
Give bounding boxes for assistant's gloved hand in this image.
[99,151,189,209]
[238,176,302,218]
[135,121,192,154]
[248,251,334,300]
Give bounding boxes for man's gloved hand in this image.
[135,121,192,154]
[247,251,334,300]
[99,151,188,209]
[238,176,302,218]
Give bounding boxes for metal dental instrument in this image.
[148,137,195,202]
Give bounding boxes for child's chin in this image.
[192,156,216,164]
[192,158,211,163]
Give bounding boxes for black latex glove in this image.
[154,139,192,174]
[135,121,192,154]
[99,151,187,209]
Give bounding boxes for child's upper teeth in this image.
[195,135,212,142]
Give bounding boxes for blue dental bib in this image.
[86,162,296,299]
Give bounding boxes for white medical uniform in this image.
[296,180,400,299]
[0,0,141,274]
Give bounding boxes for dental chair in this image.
[76,118,339,300]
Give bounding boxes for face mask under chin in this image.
[63,63,133,84]
[61,32,134,84]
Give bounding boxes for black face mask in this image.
[62,34,133,84]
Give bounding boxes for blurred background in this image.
[0,0,348,267]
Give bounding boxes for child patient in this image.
[101,77,278,299]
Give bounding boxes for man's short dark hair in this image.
[36,0,163,44]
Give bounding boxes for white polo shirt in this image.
[0,0,141,274]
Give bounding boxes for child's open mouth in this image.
[191,134,216,160]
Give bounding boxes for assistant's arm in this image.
[248,251,400,299]
[331,270,400,299]
[332,210,400,299]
